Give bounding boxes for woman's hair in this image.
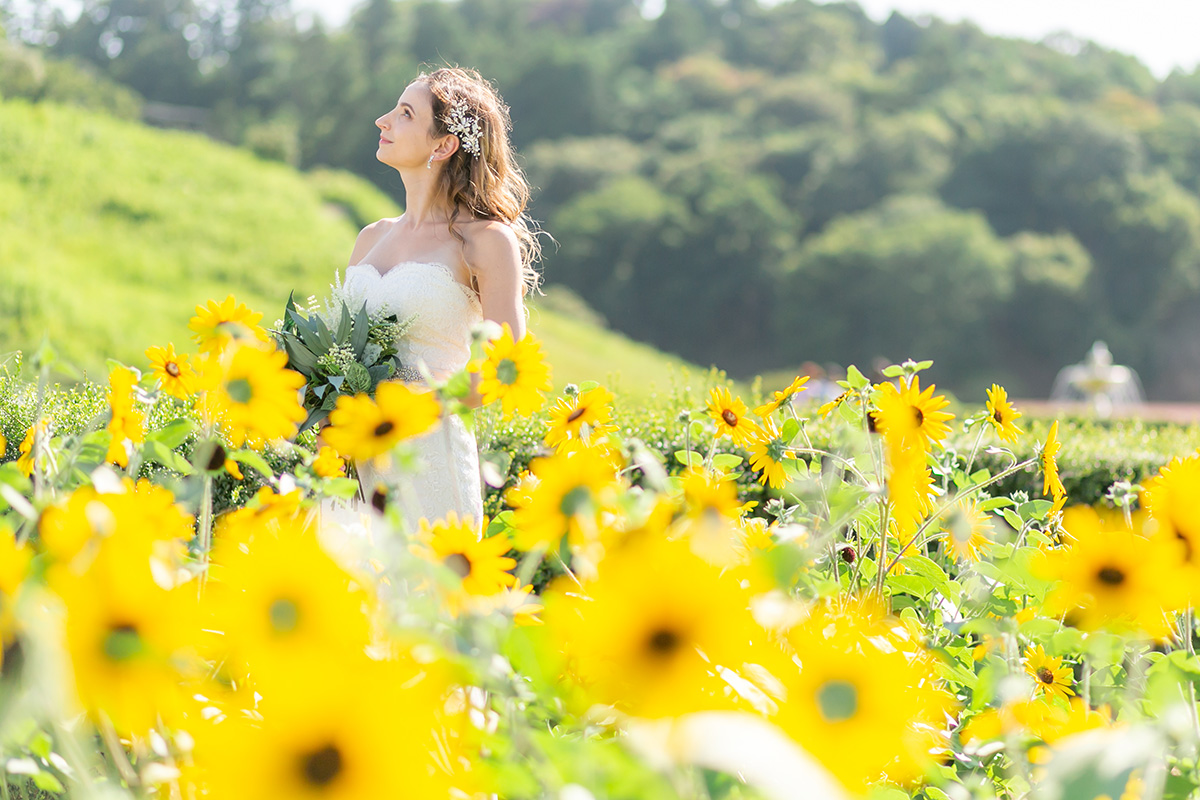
[415,66,543,295]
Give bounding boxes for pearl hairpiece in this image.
[443,97,482,158]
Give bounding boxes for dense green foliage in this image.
[8,0,1200,398]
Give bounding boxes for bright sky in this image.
[293,0,1200,79]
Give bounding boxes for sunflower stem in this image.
[99,713,139,789]
[197,469,214,596]
[964,423,987,477]
[883,455,1037,576]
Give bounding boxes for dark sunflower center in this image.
[269,598,300,634]
[299,744,343,788]
[566,407,586,424]
[646,628,682,657]
[1175,528,1195,562]
[1036,666,1055,684]
[373,420,395,438]
[166,361,181,377]
[911,407,924,427]
[1097,566,1126,586]
[816,680,859,723]
[227,378,253,405]
[205,443,227,472]
[102,624,143,662]
[443,553,472,579]
[497,358,518,386]
[721,409,738,426]
[370,486,388,513]
[993,408,1004,424]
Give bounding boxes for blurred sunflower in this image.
[196,651,473,800]
[1040,421,1067,504]
[189,294,269,355]
[200,345,306,448]
[941,499,993,563]
[707,387,760,445]
[15,420,45,478]
[1023,645,1074,701]
[47,541,201,734]
[1142,454,1200,592]
[984,384,1023,443]
[774,615,956,790]
[323,381,441,463]
[0,527,30,656]
[310,446,346,479]
[145,342,198,400]
[414,512,516,604]
[748,416,793,489]
[207,517,372,676]
[476,323,552,418]
[544,385,616,452]
[817,390,854,418]
[872,377,954,451]
[544,535,763,718]
[105,365,145,468]
[679,467,744,522]
[754,375,810,418]
[506,447,620,552]
[1038,506,1186,639]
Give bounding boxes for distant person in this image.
[323,66,541,533]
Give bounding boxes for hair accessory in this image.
[443,97,482,158]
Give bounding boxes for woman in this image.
[328,66,540,534]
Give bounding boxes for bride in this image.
[324,66,541,535]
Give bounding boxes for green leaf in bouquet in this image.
[299,407,328,434]
[368,364,392,385]
[286,310,326,356]
[311,383,329,399]
[280,332,319,374]
[336,302,353,342]
[312,313,335,351]
[328,375,346,391]
[283,291,300,332]
[351,303,371,355]
[345,363,371,394]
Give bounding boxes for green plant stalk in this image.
[882,455,1038,577]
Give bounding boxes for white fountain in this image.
[1049,341,1144,418]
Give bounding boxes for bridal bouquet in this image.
[273,284,416,433]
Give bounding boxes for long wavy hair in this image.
[416,66,543,295]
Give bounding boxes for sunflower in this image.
[105,365,145,468]
[309,445,346,479]
[195,650,473,800]
[817,390,854,418]
[984,384,1023,443]
[476,323,552,418]
[888,438,935,546]
[506,447,620,552]
[15,421,45,478]
[774,615,956,790]
[1038,505,1187,639]
[544,385,616,451]
[679,467,744,522]
[207,516,372,677]
[754,375,810,418]
[1040,421,1067,502]
[0,527,31,653]
[544,534,763,718]
[1023,644,1074,701]
[414,512,516,604]
[940,498,993,563]
[1142,454,1200,586]
[189,294,269,355]
[145,342,198,400]
[47,538,201,734]
[747,416,793,489]
[707,386,760,445]
[872,377,954,451]
[322,381,441,463]
[200,345,306,448]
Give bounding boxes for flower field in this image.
[2,296,1200,800]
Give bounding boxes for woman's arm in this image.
[464,222,526,408]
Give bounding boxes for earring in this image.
[426,155,433,170]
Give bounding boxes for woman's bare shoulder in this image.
[460,219,519,259]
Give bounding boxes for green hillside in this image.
[0,98,696,396]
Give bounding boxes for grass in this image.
[0,98,697,398]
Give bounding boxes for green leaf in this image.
[1000,508,1023,530]
[674,450,703,468]
[845,364,869,390]
[712,454,743,470]
[281,332,319,373]
[335,302,352,342]
[350,302,370,355]
[980,496,1014,511]
[322,478,361,500]
[578,380,600,392]
[881,365,905,378]
[900,553,952,598]
[780,417,800,443]
[147,418,195,450]
[229,449,274,479]
[142,440,194,474]
[28,730,52,760]
[32,770,65,793]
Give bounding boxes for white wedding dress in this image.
[319,260,485,541]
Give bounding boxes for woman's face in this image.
[375,82,437,169]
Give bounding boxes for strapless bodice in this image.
[342,261,483,381]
